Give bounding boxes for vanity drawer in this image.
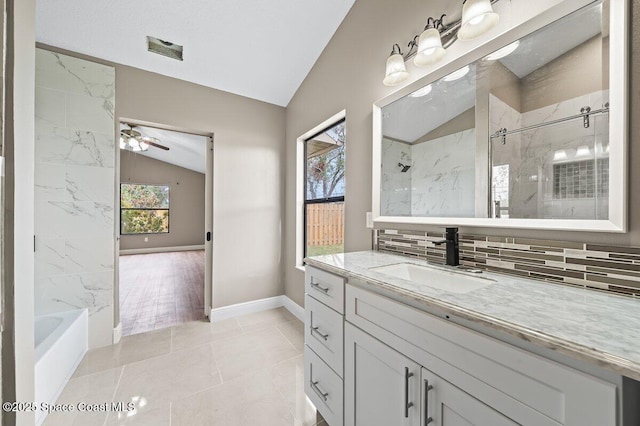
[305,345,344,426]
[305,294,344,377]
[346,284,617,426]
[305,266,345,313]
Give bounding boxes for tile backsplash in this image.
[377,229,640,298]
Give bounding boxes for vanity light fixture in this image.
[484,40,520,61]
[414,16,447,66]
[458,0,500,40]
[443,65,470,82]
[383,44,410,86]
[409,84,433,97]
[382,0,500,86]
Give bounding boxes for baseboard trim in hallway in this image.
[120,245,205,255]
[210,295,304,322]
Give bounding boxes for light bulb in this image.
[409,85,433,98]
[484,41,520,61]
[443,65,470,82]
[414,27,446,67]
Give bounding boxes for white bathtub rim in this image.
[34,308,87,363]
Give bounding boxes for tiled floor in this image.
[44,308,324,426]
[119,251,206,336]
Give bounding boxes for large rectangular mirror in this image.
[373,0,627,231]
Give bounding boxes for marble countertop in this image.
[305,251,640,381]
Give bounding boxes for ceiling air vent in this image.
[147,36,183,61]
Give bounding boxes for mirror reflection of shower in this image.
[398,163,411,172]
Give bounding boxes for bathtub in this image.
[34,309,88,425]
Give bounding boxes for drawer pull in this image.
[311,326,329,341]
[310,380,329,401]
[424,379,433,424]
[404,367,414,418]
[311,281,330,294]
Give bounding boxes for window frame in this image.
[119,183,171,235]
[303,118,346,259]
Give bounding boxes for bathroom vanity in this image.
[303,251,640,426]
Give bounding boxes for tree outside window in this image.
[120,184,170,234]
[305,121,345,257]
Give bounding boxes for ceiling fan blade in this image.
[144,140,170,151]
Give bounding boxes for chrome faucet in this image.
[432,227,460,266]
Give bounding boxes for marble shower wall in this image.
[381,138,411,216]
[411,129,476,217]
[35,49,116,348]
[380,130,476,217]
[490,91,609,219]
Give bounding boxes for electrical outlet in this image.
[144,237,149,242]
[366,212,373,229]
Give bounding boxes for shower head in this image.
[398,163,411,173]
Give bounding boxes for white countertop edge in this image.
[305,254,640,382]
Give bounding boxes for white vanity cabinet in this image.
[304,266,346,426]
[304,265,620,426]
[345,283,617,426]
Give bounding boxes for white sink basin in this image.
[370,263,494,294]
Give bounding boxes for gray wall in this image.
[115,65,286,309]
[120,153,206,251]
[284,0,640,307]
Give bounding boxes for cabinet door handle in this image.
[310,380,329,402]
[404,367,414,418]
[311,326,329,341]
[311,281,330,294]
[424,379,434,424]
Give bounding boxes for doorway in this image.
[116,120,213,336]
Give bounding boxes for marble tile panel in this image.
[65,237,115,274]
[66,165,115,202]
[36,271,113,315]
[67,92,115,134]
[36,126,115,168]
[35,162,68,201]
[36,49,115,99]
[35,86,66,127]
[35,238,66,280]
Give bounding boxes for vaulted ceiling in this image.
[36,0,355,107]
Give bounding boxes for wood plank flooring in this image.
[119,250,205,336]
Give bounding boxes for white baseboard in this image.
[113,322,122,344]
[209,295,304,323]
[120,245,205,255]
[282,296,304,322]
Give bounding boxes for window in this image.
[120,183,170,235]
[304,120,345,257]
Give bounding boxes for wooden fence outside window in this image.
[306,202,345,246]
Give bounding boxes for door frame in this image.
[115,117,214,341]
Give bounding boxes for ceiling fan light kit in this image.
[120,126,170,152]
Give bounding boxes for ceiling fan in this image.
[120,125,170,152]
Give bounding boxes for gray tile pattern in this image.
[378,229,640,298]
